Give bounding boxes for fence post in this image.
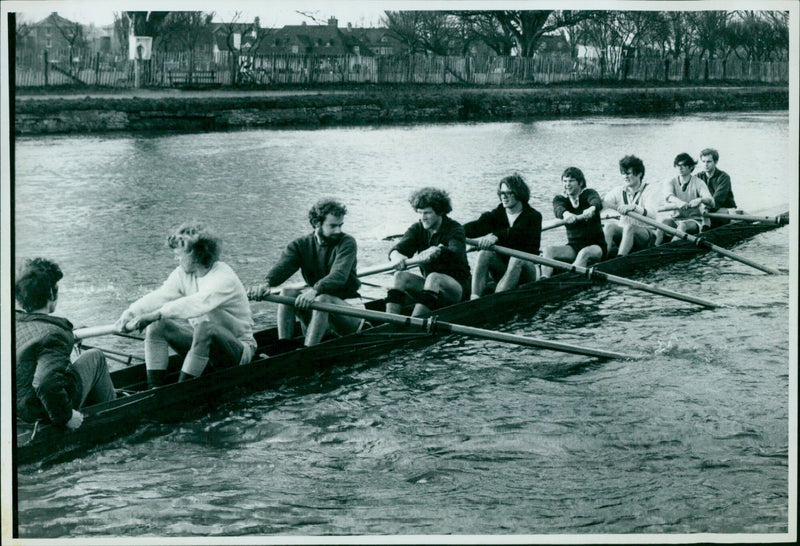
[95,51,100,85]
[44,50,49,86]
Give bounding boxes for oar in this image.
[74,324,119,340]
[260,294,639,360]
[623,210,781,275]
[703,211,789,225]
[267,256,429,292]
[465,239,722,308]
[386,219,569,241]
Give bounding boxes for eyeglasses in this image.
[498,191,515,198]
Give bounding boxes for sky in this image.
[8,0,411,28]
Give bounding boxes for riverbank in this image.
[13,83,788,135]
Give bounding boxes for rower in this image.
[541,167,607,278]
[248,199,363,347]
[603,155,661,257]
[115,223,257,387]
[662,152,715,241]
[464,173,542,297]
[386,187,471,317]
[15,258,115,430]
[697,147,737,229]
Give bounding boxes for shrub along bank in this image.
[14,85,789,135]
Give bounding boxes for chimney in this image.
[328,17,338,27]
[347,22,352,32]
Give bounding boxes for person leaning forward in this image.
[386,187,471,317]
[464,173,542,298]
[16,258,116,430]
[248,199,362,347]
[602,155,661,257]
[541,167,606,278]
[115,223,257,388]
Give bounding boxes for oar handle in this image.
[73,324,118,340]
[542,218,567,231]
[256,257,428,296]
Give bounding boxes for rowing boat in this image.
[15,212,788,465]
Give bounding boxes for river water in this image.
[12,112,793,538]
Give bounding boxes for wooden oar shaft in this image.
[465,239,721,308]
[703,211,789,225]
[262,294,637,360]
[278,257,426,291]
[73,324,118,340]
[542,218,567,231]
[624,211,780,275]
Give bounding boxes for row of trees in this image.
[382,10,789,62]
[16,9,789,65]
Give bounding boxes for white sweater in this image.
[126,261,256,351]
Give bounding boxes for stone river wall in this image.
[14,85,789,136]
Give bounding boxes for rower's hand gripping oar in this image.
[248,256,428,300]
[258,294,639,360]
[465,239,722,308]
[623,210,781,275]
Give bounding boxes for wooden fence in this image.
[15,47,789,88]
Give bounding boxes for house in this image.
[255,17,368,56]
[211,22,260,55]
[28,12,86,54]
[342,25,407,56]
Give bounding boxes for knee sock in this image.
[417,289,440,311]
[386,288,406,305]
[147,369,167,389]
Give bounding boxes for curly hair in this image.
[308,199,347,227]
[673,152,697,169]
[167,222,220,268]
[561,167,586,189]
[619,155,645,180]
[16,258,63,312]
[409,187,452,215]
[498,173,530,202]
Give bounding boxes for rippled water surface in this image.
[12,112,793,538]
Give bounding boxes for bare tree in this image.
[161,11,214,79]
[218,12,275,84]
[51,16,87,68]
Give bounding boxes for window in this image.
[292,45,298,53]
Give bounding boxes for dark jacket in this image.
[15,311,82,425]
[265,232,360,299]
[463,202,543,256]
[391,216,471,293]
[698,168,736,211]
